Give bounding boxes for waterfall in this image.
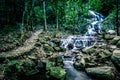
[60,10,104,80]
[61,10,104,50]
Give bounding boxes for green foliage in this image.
[102,9,116,31]
[4,61,23,80]
[49,67,66,79]
[34,6,44,22]
[89,0,102,11]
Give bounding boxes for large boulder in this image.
[86,66,115,80]
[82,47,96,54]
[74,58,85,68]
[49,67,66,80]
[104,34,115,40]
[111,49,120,68]
[112,36,120,45]
[116,40,120,48]
[93,49,112,59]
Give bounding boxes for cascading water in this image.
[61,10,104,50]
[60,10,104,80]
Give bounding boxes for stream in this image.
[61,10,104,80]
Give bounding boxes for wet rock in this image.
[111,49,120,68]
[74,58,85,68]
[85,62,98,68]
[28,56,37,60]
[51,38,61,46]
[94,49,112,59]
[54,47,61,52]
[104,34,114,40]
[67,43,74,50]
[112,36,120,45]
[25,69,39,76]
[107,30,116,35]
[49,67,66,80]
[116,40,120,48]
[37,60,46,69]
[84,56,97,67]
[82,47,96,54]
[86,66,115,80]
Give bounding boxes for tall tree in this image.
[116,0,119,36]
[43,0,47,31]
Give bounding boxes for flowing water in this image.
[61,10,104,80]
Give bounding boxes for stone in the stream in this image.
[67,43,74,50]
[112,36,120,45]
[49,67,66,80]
[82,47,96,54]
[74,58,85,68]
[86,66,115,80]
[111,49,120,68]
[84,56,98,67]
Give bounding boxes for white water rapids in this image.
[61,10,104,80]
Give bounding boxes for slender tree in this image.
[43,0,47,31]
[116,0,119,36]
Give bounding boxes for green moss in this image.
[49,67,66,79]
[112,36,120,45]
[82,48,96,54]
[43,44,54,53]
[116,40,120,48]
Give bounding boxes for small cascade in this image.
[60,10,104,80]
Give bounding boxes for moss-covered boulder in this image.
[82,47,96,54]
[54,47,61,52]
[111,49,120,68]
[94,49,112,59]
[74,58,85,68]
[116,40,120,48]
[49,67,66,80]
[112,36,120,45]
[86,66,115,80]
[46,61,55,70]
[43,44,54,53]
[104,34,114,40]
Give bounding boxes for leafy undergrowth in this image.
[0,25,32,52]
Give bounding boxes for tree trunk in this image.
[116,0,119,36]
[43,1,47,31]
[29,0,35,31]
[56,13,59,32]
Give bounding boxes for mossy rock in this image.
[49,67,66,80]
[35,42,42,47]
[95,49,112,59]
[111,49,120,68]
[46,61,55,70]
[25,69,39,76]
[86,66,115,80]
[112,36,120,45]
[116,40,120,48]
[104,34,114,40]
[43,44,54,52]
[82,47,96,54]
[74,58,85,68]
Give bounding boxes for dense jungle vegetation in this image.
[0,0,120,80]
